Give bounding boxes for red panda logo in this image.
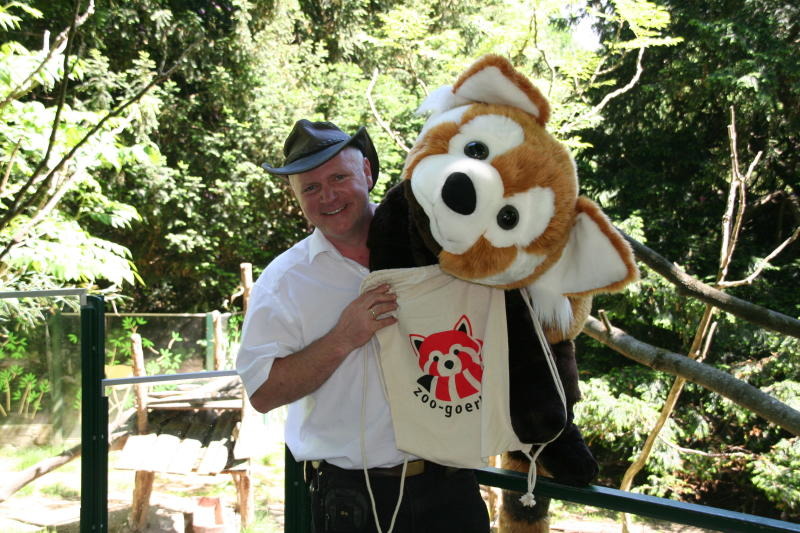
[409,315,484,402]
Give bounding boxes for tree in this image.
[0,0,183,326]
[575,0,800,518]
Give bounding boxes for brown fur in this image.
[402,121,460,181]
[439,237,517,280]
[499,454,552,533]
[404,102,582,290]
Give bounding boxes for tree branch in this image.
[621,232,800,339]
[0,0,83,227]
[0,410,133,503]
[0,139,21,194]
[657,435,752,458]
[582,315,800,436]
[366,68,410,153]
[529,9,556,97]
[592,47,645,115]
[0,39,204,263]
[718,226,800,288]
[0,0,96,113]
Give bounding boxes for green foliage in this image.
[2,0,680,312]
[0,331,46,418]
[39,482,80,500]
[106,316,149,366]
[0,1,180,327]
[752,438,800,513]
[577,377,685,489]
[0,331,27,359]
[145,329,187,376]
[105,315,190,378]
[2,367,48,418]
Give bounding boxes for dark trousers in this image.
[306,461,490,533]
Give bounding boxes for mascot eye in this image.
[433,356,439,362]
[464,141,489,160]
[496,205,519,230]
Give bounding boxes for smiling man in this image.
[236,120,491,532]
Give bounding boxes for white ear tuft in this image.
[416,85,470,117]
[454,66,541,119]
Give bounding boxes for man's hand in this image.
[329,283,398,353]
[248,284,398,413]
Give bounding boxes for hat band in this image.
[287,138,346,165]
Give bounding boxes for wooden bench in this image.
[116,335,262,530]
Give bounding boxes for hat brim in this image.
[262,127,380,191]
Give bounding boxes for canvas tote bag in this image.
[361,265,532,469]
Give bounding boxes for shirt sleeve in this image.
[235,278,303,399]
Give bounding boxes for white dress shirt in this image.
[236,228,413,469]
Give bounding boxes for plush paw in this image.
[537,423,599,486]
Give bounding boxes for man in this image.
[236,119,490,532]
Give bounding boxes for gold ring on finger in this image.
[370,309,377,320]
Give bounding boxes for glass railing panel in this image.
[0,291,86,531]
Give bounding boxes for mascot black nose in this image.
[441,172,476,215]
[444,360,455,370]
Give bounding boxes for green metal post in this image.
[80,295,108,533]
[284,446,312,533]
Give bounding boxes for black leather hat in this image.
[262,120,379,191]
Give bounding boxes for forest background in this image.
[0,0,798,524]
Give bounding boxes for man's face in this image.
[289,148,374,245]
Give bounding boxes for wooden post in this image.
[230,387,257,528]
[128,333,155,531]
[131,334,148,435]
[231,469,254,528]
[236,262,255,527]
[212,311,225,370]
[240,263,253,316]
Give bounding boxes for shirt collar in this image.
[307,227,338,262]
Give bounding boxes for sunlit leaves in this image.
[3,215,139,286]
[0,10,173,300]
[752,438,800,512]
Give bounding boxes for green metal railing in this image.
[283,446,800,533]
[63,294,799,533]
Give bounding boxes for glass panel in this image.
[0,298,84,531]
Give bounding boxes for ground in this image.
[0,435,712,533]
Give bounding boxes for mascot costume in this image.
[366,55,639,531]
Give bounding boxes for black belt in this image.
[308,459,458,479]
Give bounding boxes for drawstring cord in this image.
[361,339,407,533]
[518,289,568,507]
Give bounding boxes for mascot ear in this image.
[451,54,550,125]
[535,197,639,296]
[415,55,550,126]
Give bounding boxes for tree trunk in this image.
[0,425,131,503]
